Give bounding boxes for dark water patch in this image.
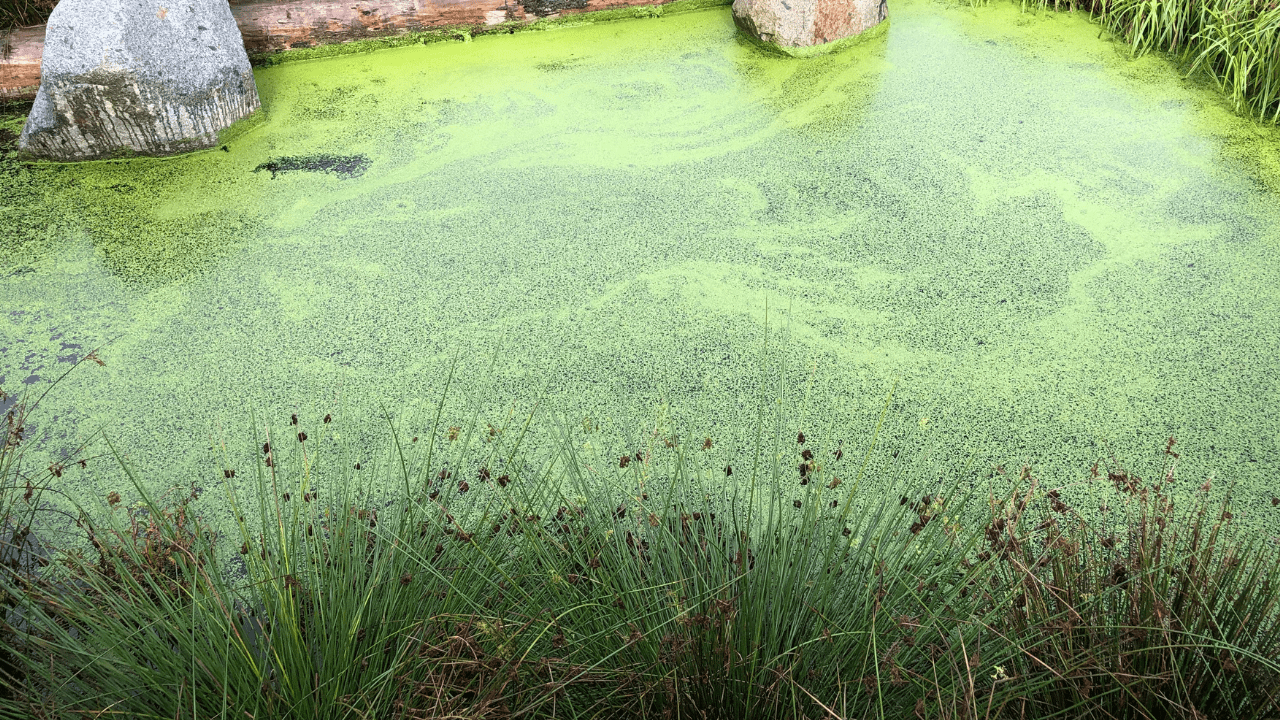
[521,0,588,18]
[537,57,584,72]
[254,154,371,180]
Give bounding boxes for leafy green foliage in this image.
[984,0,1280,122]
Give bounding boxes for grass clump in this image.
[982,0,1280,123]
[0,379,1277,719]
[977,454,1280,719]
[0,0,52,63]
[0,0,53,35]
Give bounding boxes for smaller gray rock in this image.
[20,0,259,161]
[733,0,887,53]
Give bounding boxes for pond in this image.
[1,0,1278,539]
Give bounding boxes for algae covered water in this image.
[1,0,1278,536]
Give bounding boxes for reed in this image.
[0,0,53,29]
[993,0,1280,122]
[0,0,54,55]
[0,377,1277,718]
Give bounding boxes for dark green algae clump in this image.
[2,0,1280,547]
[253,154,371,179]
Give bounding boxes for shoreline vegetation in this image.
[1,377,1277,719]
[1003,0,1280,122]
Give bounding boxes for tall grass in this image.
[996,0,1280,123]
[0,376,1277,718]
[0,0,54,60]
[0,0,54,30]
[974,456,1280,719]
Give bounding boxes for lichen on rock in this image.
[19,0,260,161]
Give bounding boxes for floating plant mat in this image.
[1,0,1279,548]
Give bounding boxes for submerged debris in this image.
[254,154,371,180]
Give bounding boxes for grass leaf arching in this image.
[0,369,1277,719]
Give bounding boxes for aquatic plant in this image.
[988,0,1280,122]
[967,452,1280,719]
[0,376,1277,718]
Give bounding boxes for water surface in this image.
[2,0,1279,535]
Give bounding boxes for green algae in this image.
[248,0,733,68]
[2,0,1280,547]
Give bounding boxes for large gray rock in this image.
[733,0,887,54]
[19,0,259,161]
